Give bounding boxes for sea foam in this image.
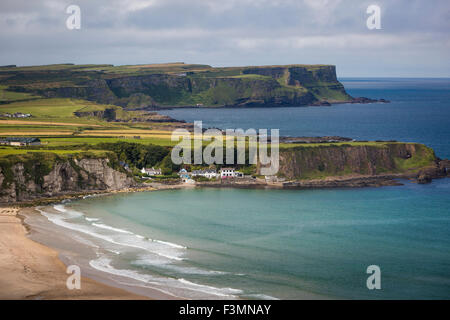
[90,256,241,299]
[38,205,187,261]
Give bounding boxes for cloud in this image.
[0,0,448,76]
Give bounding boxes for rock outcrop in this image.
[74,107,117,121]
[0,154,135,203]
[262,143,446,183]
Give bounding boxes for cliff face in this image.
[0,154,135,203]
[269,143,443,180]
[2,63,352,108]
[74,107,117,120]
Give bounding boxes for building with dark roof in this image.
[0,137,41,146]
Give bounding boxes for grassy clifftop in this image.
[0,63,352,108]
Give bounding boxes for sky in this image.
[0,0,449,77]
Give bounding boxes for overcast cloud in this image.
[0,0,449,76]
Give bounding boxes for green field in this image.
[0,98,112,120]
[0,85,40,103]
[0,147,108,157]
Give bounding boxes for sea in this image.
[38,78,450,299]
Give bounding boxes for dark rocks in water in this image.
[280,136,353,144]
[309,97,390,106]
[309,101,332,107]
[417,173,432,184]
[281,176,403,189]
[415,159,450,184]
[351,97,390,104]
[440,160,450,177]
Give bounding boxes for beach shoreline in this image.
[0,204,196,300]
[0,206,151,299]
[16,206,187,300]
[0,200,326,300]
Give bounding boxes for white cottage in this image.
[191,169,218,179]
[141,167,162,176]
[220,168,235,178]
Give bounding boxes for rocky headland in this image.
[1,142,448,205]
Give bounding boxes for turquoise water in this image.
[43,78,450,299]
[63,180,450,299]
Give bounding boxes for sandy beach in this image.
[0,206,146,300]
[0,195,325,300]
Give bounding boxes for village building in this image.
[220,168,243,179]
[191,169,218,179]
[14,113,31,118]
[141,167,162,176]
[0,112,31,118]
[0,137,41,146]
[178,168,190,179]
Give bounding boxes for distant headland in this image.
[0,62,388,109]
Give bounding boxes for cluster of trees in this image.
[93,142,259,176]
[96,142,170,171]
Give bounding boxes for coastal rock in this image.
[0,156,135,203]
[279,136,353,144]
[415,159,450,183]
[417,173,432,184]
[439,159,450,176]
[272,143,439,182]
[309,101,332,106]
[350,97,390,104]
[76,158,135,190]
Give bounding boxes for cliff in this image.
[0,63,352,108]
[273,143,448,182]
[0,152,136,203]
[0,142,448,203]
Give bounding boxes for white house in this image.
[191,169,218,179]
[0,137,41,146]
[220,168,243,178]
[141,167,162,176]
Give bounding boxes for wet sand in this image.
[0,207,147,299]
[18,207,181,300]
